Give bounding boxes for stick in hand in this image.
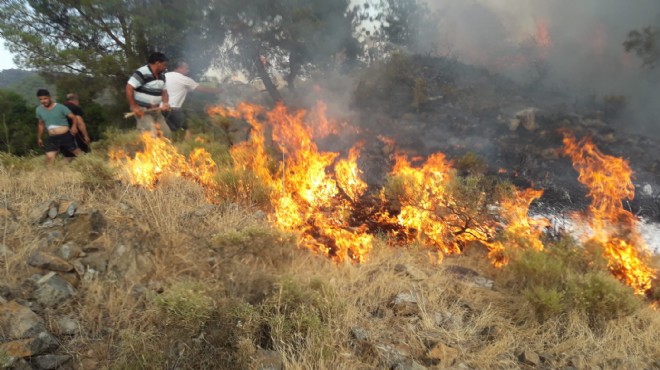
[123,107,162,119]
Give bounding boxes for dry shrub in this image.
[70,153,117,189]
[215,168,272,207]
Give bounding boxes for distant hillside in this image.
[0,68,56,103]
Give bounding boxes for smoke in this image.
[423,0,660,136]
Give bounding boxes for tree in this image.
[624,25,660,68]
[0,89,38,155]
[207,0,360,101]
[0,0,222,97]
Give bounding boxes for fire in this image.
[109,132,219,198]
[534,18,552,49]
[111,103,547,267]
[209,102,373,263]
[563,133,656,294]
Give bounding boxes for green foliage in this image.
[501,247,643,328]
[0,89,39,155]
[210,226,286,251]
[153,281,215,330]
[70,153,117,189]
[365,0,439,53]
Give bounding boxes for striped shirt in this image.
[127,65,166,108]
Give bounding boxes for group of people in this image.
[37,52,220,163]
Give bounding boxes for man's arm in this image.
[195,85,223,94]
[37,120,45,147]
[125,84,144,118]
[67,113,79,136]
[161,89,170,111]
[75,115,90,143]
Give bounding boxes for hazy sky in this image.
[0,40,17,70]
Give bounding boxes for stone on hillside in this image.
[34,274,76,307]
[28,251,74,272]
[0,300,45,339]
[47,202,58,219]
[519,350,541,367]
[30,201,56,223]
[351,327,369,341]
[253,349,283,370]
[394,264,428,281]
[443,265,494,289]
[0,331,58,359]
[56,243,82,261]
[47,230,64,245]
[389,293,420,316]
[426,342,460,365]
[107,243,155,282]
[80,253,108,273]
[56,317,79,335]
[64,211,106,244]
[32,354,71,369]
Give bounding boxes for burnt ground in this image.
[317,55,660,222]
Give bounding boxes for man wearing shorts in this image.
[164,61,221,141]
[126,52,171,138]
[35,89,84,164]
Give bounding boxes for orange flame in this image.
[563,133,656,294]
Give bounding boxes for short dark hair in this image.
[36,89,50,97]
[148,52,169,64]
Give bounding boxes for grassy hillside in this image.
[0,129,658,370]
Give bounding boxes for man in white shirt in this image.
[164,61,222,141]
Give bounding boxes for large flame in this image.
[110,103,548,268]
[563,133,656,294]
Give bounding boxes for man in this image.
[164,61,221,141]
[35,89,84,164]
[126,52,171,137]
[62,93,91,157]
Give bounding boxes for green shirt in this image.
[36,103,72,129]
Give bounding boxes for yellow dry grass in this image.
[0,157,659,370]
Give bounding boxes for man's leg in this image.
[45,151,58,164]
[155,112,172,139]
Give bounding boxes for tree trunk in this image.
[252,51,283,103]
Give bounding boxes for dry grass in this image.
[1,155,659,370]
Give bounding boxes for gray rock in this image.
[56,317,79,335]
[34,275,76,307]
[56,243,82,260]
[392,359,428,370]
[28,252,74,272]
[30,201,54,223]
[519,350,541,367]
[32,354,71,369]
[0,300,45,339]
[351,327,369,341]
[80,253,108,273]
[389,293,420,316]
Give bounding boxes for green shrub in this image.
[568,272,642,326]
[153,281,215,330]
[501,247,643,327]
[455,152,488,176]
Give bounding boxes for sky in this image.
[0,40,17,70]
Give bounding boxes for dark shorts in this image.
[164,109,187,131]
[62,134,90,157]
[46,132,78,154]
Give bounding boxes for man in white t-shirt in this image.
[164,61,222,141]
